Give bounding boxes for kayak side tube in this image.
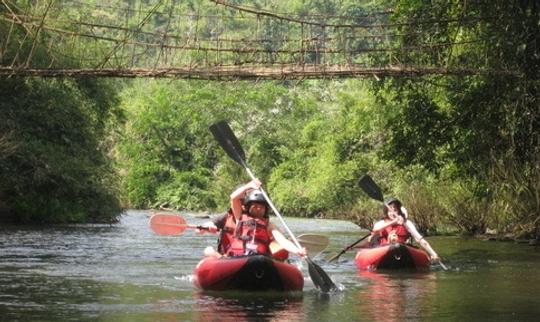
[355,243,430,270]
[193,254,304,291]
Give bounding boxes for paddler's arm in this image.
[371,215,402,234]
[405,221,440,261]
[197,222,218,233]
[230,178,261,218]
[271,227,306,257]
[197,212,227,234]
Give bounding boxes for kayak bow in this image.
[193,254,304,292]
[355,243,430,271]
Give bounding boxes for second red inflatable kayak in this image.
[355,243,430,270]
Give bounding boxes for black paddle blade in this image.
[306,257,337,293]
[209,121,247,167]
[358,175,384,202]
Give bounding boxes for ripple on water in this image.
[2,210,540,321]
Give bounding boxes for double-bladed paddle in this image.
[209,120,338,292]
[324,175,384,263]
[149,212,330,256]
[150,212,209,235]
[358,174,448,271]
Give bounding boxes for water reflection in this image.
[3,212,540,321]
[357,271,437,322]
[193,292,304,322]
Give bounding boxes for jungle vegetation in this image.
[1,1,538,240]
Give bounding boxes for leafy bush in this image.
[155,169,216,210]
[0,77,123,223]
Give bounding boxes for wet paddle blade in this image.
[209,121,247,168]
[298,234,329,255]
[306,256,337,293]
[359,175,384,202]
[149,213,189,236]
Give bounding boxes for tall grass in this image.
[488,156,540,239]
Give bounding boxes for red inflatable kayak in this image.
[193,254,304,291]
[355,243,430,270]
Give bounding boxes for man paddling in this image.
[199,178,305,259]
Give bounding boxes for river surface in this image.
[1,210,540,321]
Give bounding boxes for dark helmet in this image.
[243,189,267,206]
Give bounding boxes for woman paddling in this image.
[199,178,305,259]
[370,198,441,262]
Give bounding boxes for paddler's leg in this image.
[204,246,222,258]
[269,240,289,260]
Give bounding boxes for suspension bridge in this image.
[0,0,518,79]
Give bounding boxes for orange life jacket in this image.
[227,213,272,256]
[379,223,411,245]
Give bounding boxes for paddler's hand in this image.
[197,222,218,234]
[296,247,307,257]
[247,178,262,190]
[392,215,404,225]
[271,230,306,257]
[430,254,441,262]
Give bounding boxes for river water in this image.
[1,210,540,321]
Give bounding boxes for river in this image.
[1,210,540,321]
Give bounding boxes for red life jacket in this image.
[227,213,272,256]
[379,223,411,245]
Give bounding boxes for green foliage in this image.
[437,178,490,235]
[378,84,450,172]
[0,77,123,223]
[365,0,540,237]
[0,1,124,223]
[268,81,374,216]
[116,79,312,210]
[2,0,539,238]
[487,157,540,238]
[155,168,216,210]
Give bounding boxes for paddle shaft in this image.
[328,232,371,262]
[243,167,304,251]
[157,223,207,230]
[438,259,449,270]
